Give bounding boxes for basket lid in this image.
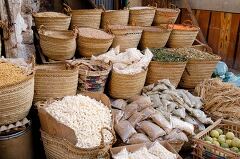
[129,6,155,10]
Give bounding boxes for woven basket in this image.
[77,28,114,57]
[179,58,220,89]
[38,26,77,61]
[101,10,129,29]
[109,69,147,99]
[129,6,156,26]
[153,8,180,25]
[146,61,187,87]
[72,59,112,92]
[34,63,78,102]
[0,75,34,125]
[139,26,172,49]
[33,12,71,30]
[64,4,102,29]
[38,92,116,159]
[168,22,200,48]
[108,25,143,52]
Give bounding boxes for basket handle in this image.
[72,25,78,37]
[99,127,116,148]
[170,3,177,9]
[63,3,72,15]
[182,20,193,26]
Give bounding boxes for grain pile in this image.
[45,94,113,148]
[0,62,27,87]
[78,28,113,39]
[195,78,240,121]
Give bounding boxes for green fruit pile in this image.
[204,128,240,154]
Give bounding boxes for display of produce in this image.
[195,78,240,121]
[111,141,178,159]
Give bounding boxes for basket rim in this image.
[78,28,115,40]
[156,8,180,13]
[108,25,143,33]
[70,8,103,13]
[103,9,129,13]
[142,26,172,32]
[0,73,34,90]
[150,60,187,64]
[35,63,78,72]
[112,69,147,77]
[39,30,76,40]
[169,24,200,31]
[129,6,156,10]
[33,12,71,18]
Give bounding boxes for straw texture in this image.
[146,61,187,87]
[101,10,129,29]
[140,26,172,49]
[168,24,200,48]
[41,130,110,159]
[108,25,142,52]
[129,7,156,26]
[153,8,180,25]
[168,141,185,153]
[33,12,71,30]
[109,70,147,99]
[77,28,114,57]
[0,75,34,125]
[179,59,220,89]
[39,28,77,60]
[34,64,78,102]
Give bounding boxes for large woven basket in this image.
[168,22,200,48]
[34,63,78,102]
[129,6,156,26]
[38,92,116,159]
[146,61,187,87]
[38,26,77,61]
[139,26,172,49]
[153,8,180,25]
[64,4,102,29]
[109,70,147,99]
[33,12,71,30]
[101,10,129,29]
[77,28,114,57]
[108,25,143,52]
[0,75,34,125]
[72,59,112,92]
[179,58,220,89]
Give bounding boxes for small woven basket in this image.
[34,63,78,102]
[146,61,187,87]
[109,69,147,99]
[64,4,102,29]
[33,12,71,30]
[129,6,156,26]
[72,59,112,92]
[108,25,143,52]
[38,26,77,61]
[168,21,200,48]
[77,27,114,57]
[101,10,129,29]
[140,25,172,49]
[153,6,180,25]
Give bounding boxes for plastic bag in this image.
[164,129,188,142]
[127,133,150,144]
[129,96,152,111]
[137,121,166,141]
[171,116,195,135]
[151,112,172,133]
[129,147,159,159]
[224,72,238,82]
[112,109,124,124]
[128,112,145,127]
[123,103,139,119]
[141,107,156,120]
[214,61,228,76]
[112,99,127,110]
[112,148,129,159]
[115,120,137,142]
[142,84,155,93]
[148,141,177,159]
[172,107,186,119]
[148,94,162,108]
[191,109,213,124]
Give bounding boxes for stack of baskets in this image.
[153,6,180,25]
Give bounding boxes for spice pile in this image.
[151,48,187,62]
[0,62,28,87]
[92,47,153,74]
[168,48,219,60]
[112,141,177,159]
[195,78,240,121]
[45,94,113,148]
